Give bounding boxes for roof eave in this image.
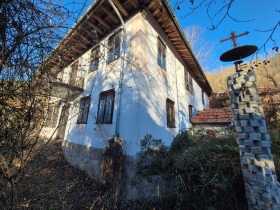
[161,0,213,95]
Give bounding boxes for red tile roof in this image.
[191,108,234,124]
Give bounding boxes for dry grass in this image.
[13,141,106,209]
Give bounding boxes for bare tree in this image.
[0,0,76,208]
[184,25,216,71]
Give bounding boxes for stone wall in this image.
[62,139,169,202]
[227,70,280,209]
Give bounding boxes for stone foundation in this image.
[62,141,104,180]
[227,70,280,209]
[62,140,169,202]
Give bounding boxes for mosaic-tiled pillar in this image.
[227,70,280,209]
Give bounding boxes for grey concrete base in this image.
[62,141,103,181]
[62,140,169,202]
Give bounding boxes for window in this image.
[202,90,205,105]
[108,31,121,63]
[97,90,115,124]
[184,69,193,94]
[69,61,79,86]
[77,96,90,124]
[157,37,166,70]
[188,105,193,122]
[45,105,59,128]
[89,46,100,72]
[166,99,175,128]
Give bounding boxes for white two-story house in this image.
[40,0,212,179]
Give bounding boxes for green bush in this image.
[270,129,280,178]
[160,131,247,209]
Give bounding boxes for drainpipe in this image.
[108,0,126,137]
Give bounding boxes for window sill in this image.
[167,125,176,128]
[95,122,113,125]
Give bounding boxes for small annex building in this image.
[40,0,213,186]
[191,108,234,132]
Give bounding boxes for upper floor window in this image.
[157,37,166,70]
[108,31,121,63]
[69,61,79,86]
[184,69,193,94]
[89,46,100,72]
[97,89,115,124]
[166,99,175,128]
[77,96,90,124]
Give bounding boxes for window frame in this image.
[96,89,115,124]
[107,30,121,63]
[188,105,193,122]
[89,45,100,72]
[184,69,194,94]
[77,96,91,124]
[157,37,166,70]
[202,90,205,105]
[69,61,79,86]
[166,99,175,128]
[45,104,59,128]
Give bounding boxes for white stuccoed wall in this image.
[55,11,209,156]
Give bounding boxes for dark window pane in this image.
[90,46,99,72]
[77,96,90,124]
[157,38,166,70]
[97,90,115,124]
[108,31,121,63]
[98,96,105,123]
[166,99,175,127]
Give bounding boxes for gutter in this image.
[108,0,126,137]
[162,0,213,95]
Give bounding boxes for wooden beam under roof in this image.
[75,31,92,45]
[130,0,139,9]
[167,31,178,37]
[79,26,98,40]
[148,1,157,9]
[59,54,72,61]
[152,4,163,16]
[161,20,172,29]
[67,45,81,54]
[157,12,167,23]
[111,0,129,17]
[164,24,174,32]
[173,41,182,45]
[85,19,104,35]
[68,36,88,50]
[73,31,91,46]
[90,13,111,30]
[177,49,189,52]
[99,5,119,24]
[170,37,182,41]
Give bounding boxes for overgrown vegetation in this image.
[137,131,247,209]
[270,130,280,178]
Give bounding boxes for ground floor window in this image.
[189,105,193,122]
[97,89,115,124]
[166,99,175,128]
